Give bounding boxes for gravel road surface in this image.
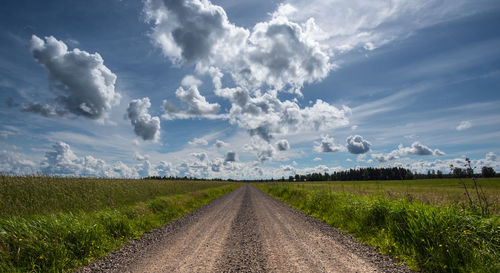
[78,184,414,273]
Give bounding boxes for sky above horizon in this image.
[1,0,500,179]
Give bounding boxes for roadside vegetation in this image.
[0,176,239,272]
[256,178,500,273]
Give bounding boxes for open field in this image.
[0,176,238,272]
[256,180,500,273]
[287,178,500,214]
[0,176,235,217]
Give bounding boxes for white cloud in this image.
[256,144,276,162]
[181,75,202,87]
[0,150,38,174]
[486,152,497,161]
[372,153,399,163]
[214,139,228,148]
[162,76,221,119]
[314,135,345,153]
[191,152,208,161]
[313,157,322,161]
[275,139,290,151]
[145,1,351,142]
[218,88,350,141]
[188,137,208,146]
[346,135,371,154]
[144,0,331,94]
[372,141,445,162]
[456,120,472,131]
[398,142,443,156]
[134,152,150,161]
[395,152,500,174]
[144,0,247,64]
[126,97,161,142]
[156,161,179,177]
[357,154,367,162]
[281,164,296,173]
[41,142,139,177]
[29,35,120,119]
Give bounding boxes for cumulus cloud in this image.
[134,152,150,161]
[314,135,345,153]
[281,165,296,173]
[144,0,245,64]
[346,135,371,154]
[486,152,497,161]
[275,139,290,151]
[145,1,352,142]
[0,150,38,174]
[41,142,138,177]
[29,35,120,119]
[398,142,443,156]
[395,152,500,174]
[313,157,322,161]
[224,151,237,162]
[188,137,208,146]
[144,0,331,93]
[234,14,330,93]
[243,137,279,162]
[191,152,208,161]
[210,158,224,172]
[214,139,228,148]
[256,144,276,162]
[126,97,161,141]
[456,120,472,131]
[162,76,221,119]
[218,88,350,141]
[371,153,399,163]
[156,161,179,177]
[372,141,445,162]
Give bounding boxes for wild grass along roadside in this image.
[256,183,499,273]
[0,176,239,273]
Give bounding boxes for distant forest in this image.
[144,166,498,182]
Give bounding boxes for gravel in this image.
[76,184,416,273]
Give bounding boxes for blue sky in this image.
[1,0,499,179]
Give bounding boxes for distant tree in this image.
[453,167,466,178]
[481,166,496,178]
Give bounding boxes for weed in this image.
[257,183,500,273]
[0,177,239,272]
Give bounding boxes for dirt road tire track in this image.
[78,185,414,273]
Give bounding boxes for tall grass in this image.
[0,176,239,272]
[257,183,499,273]
[288,178,500,214]
[0,175,232,217]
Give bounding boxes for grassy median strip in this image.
[256,183,499,273]
[0,176,239,273]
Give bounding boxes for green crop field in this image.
[284,178,500,214]
[0,175,239,272]
[256,178,500,273]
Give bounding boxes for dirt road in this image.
[79,185,413,273]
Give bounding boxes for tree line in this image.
[285,166,497,182]
[143,166,497,182]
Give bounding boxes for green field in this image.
[287,178,500,214]
[256,178,500,273]
[0,176,239,272]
